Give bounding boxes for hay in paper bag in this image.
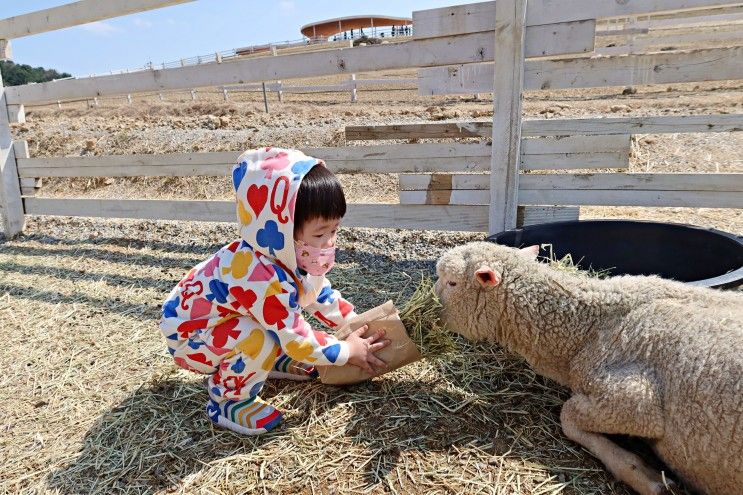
[317,301,421,385]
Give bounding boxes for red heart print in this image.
[247,184,268,217]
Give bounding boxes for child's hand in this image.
[345,325,390,374]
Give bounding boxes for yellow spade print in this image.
[285,340,317,363]
[237,201,252,225]
[223,251,253,279]
[231,328,265,360]
[261,342,280,371]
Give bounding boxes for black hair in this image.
[294,164,346,232]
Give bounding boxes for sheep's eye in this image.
[447,281,457,287]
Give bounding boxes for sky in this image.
[1,1,458,76]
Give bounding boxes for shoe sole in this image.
[213,415,270,435]
[267,370,314,381]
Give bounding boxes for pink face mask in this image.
[294,240,336,276]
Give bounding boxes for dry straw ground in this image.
[1,62,741,494]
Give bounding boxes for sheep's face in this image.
[435,242,538,343]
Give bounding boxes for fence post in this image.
[127,94,133,105]
[6,104,25,123]
[57,100,62,109]
[222,87,229,101]
[262,82,269,113]
[0,73,25,237]
[159,93,164,102]
[350,74,358,103]
[489,0,526,234]
[191,89,197,101]
[0,39,11,60]
[277,81,283,102]
[15,141,39,198]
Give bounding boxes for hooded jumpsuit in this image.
[159,147,357,435]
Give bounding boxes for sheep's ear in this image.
[518,245,539,260]
[475,265,500,288]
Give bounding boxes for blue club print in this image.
[291,159,317,181]
[257,220,284,256]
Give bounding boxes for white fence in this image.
[1,0,742,238]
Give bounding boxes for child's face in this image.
[295,216,341,249]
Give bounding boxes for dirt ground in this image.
[0,61,741,494]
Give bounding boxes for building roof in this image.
[300,15,412,38]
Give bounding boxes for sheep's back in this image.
[624,299,743,495]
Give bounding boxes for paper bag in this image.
[317,300,422,385]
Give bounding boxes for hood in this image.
[232,147,323,275]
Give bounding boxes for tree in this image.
[0,60,71,86]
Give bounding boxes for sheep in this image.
[434,241,743,495]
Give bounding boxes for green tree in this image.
[0,60,71,86]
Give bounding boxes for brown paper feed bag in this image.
[317,300,422,385]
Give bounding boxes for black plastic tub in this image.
[487,220,743,289]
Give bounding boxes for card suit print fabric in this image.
[159,147,368,425]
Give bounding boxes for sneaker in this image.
[268,354,319,381]
[206,396,283,435]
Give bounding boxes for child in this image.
[159,147,390,435]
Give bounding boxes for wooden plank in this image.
[530,0,743,25]
[16,144,493,178]
[523,114,743,135]
[597,28,743,56]
[520,172,743,191]
[412,3,597,58]
[400,173,490,191]
[400,190,490,205]
[401,187,742,207]
[399,172,743,206]
[413,0,743,35]
[522,151,629,170]
[401,172,743,192]
[531,46,743,89]
[595,27,650,36]
[518,205,579,226]
[7,32,499,106]
[0,0,195,40]
[631,10,743,29]
[346,122,492,140]
[521,135,630,154]
[519,189,743,207]
[354,78,418,87]
[347,114,743,141]
[418,46,743,94]
[634,28,743,47]
[489,0,526,233]
[24,198,490,232]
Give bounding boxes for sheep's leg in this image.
[561,395,674,495]
[567,363,666,438]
